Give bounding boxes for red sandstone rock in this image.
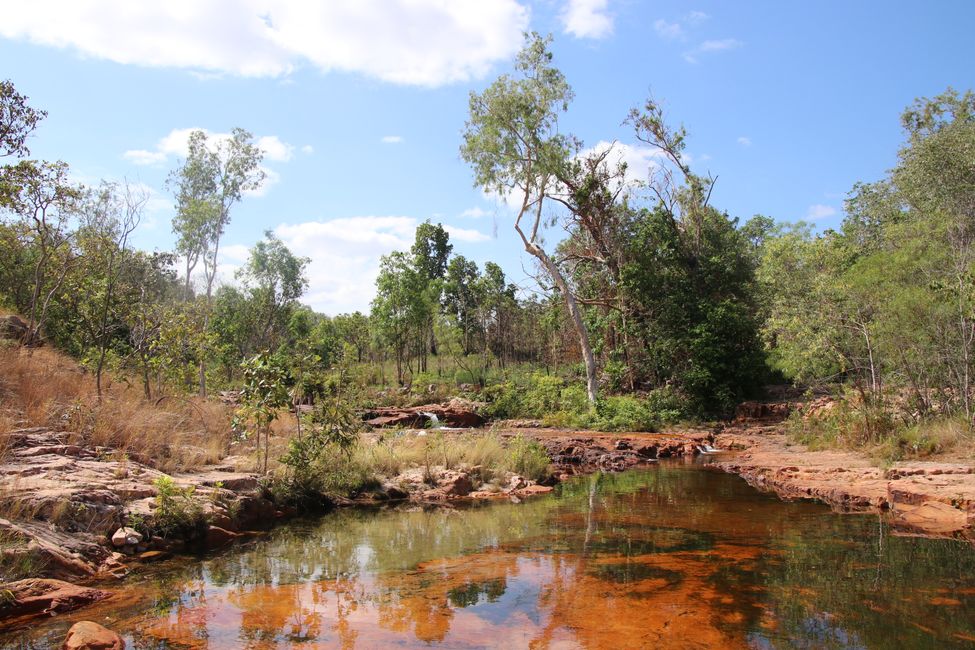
[0,579,112,625]
[205,525,240,548]
[363,403,484,428]
[517,484,554,496]
[62,620,124,649]
[714,422,975,541]
[437,471,473,496]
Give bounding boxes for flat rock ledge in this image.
[0,579,112,629]
[714,423,975,541]
[0,428,282,584]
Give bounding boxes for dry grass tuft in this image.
[0,344,233,472]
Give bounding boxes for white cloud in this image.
[683,37,742,63]
[444,225,491,242]
[0,0,529,87]
[700,38,742,52]
[220,244,252,264]
[273,215,488,314]
[576,140,664,192]
[460,207,490,219]
[123,127,202,165]
[806,204,837,220]
[122,149,167,166]
[257,135,294,162]
[301,144,314,155]
[128,127,296,165]
[245,166,280,197]
[737,136,752,147]
[381,135,404,144]
[653,11,708,43]
[124,127,290,196]
[653,19,683,40]
[561,0,613,40]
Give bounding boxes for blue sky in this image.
[2,1,973,314]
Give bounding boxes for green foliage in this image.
[502,435,551,482]
[586,396,660,432]
[152,476,206,538]
[481,372,685,431]
[233,351,291,472]
[762,87,975,433]
[620,205,766,415]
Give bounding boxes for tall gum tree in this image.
[460,32,599,404]
[169,127,265,396]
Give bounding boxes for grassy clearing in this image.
[363,431,550,483]
[268,430,552,504]
[787,396,973,464]
[0,344,233,472]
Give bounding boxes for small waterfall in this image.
[698,444,721,454]
[422,412,442,429]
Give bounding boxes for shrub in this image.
[481,381,522,419]
[522,374,565,416]
[873,416,969,465]
[152,476,206,538]
[642,386,690,423]
[277,393,368,503]
[585,396,659,432]
[502,435,551,482]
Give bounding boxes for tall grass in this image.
[787,395,973,464]
[0,344,233,472]
[358,431,550,483]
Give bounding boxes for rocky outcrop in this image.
[0,314,28,342]
[62,620,124,649]
[0,428,280,582]
[363,401,484,428]
[734,400,793,423]
[714,422,975,541]
[0,579,112,627]
[515,429,715,474]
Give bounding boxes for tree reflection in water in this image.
[8,466,975,648]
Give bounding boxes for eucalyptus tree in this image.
[2,160,82,346]
[371,251,429,385]
[461,33,599,404]
[74,180,147,397]
[411,220,452,366]
[0,79,47,162]
[169,127,265,395]
[236,230,310,352]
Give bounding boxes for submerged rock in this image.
[205,525,240,549]
[62,620,124,649]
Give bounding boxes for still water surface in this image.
[6,461,975,648]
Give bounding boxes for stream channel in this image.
[5,459,975,648]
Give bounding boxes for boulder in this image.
[363,402,484,428]
[734,400,793,423]
[382,483,410,500]
[0,314,28,341]
[517,484,554,496]
[437,471,473,497]
[205,525,240,549]
[110,527,142,548]
[62,620,125,650]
